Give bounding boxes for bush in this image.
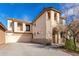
[65,39,76,51]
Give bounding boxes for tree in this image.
[63,19,79,50]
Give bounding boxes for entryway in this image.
[52,27,62,44]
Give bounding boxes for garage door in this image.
[6,32,32,43]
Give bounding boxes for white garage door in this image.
[6,33,32,43]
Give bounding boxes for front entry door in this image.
[52,33,59,44]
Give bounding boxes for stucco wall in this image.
[33,12,46,39]
[32,11,49,44]
[5,32,32,43]
[0,27,5,45]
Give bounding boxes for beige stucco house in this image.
[6,7,65,45]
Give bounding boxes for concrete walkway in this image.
[0,43,72,56]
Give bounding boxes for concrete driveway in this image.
[0,43,72,56]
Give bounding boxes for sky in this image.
[0,3,79,27]
[0,3,62,27]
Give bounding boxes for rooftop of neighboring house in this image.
[7,18,32,24]
[0,22,7,31]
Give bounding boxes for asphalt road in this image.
[0,43,72,56]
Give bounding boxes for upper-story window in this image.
[54,12,57,21]
[18,23,23,31]
[47,10,51,19]
[10,22,13,28]
[26,25,30,31]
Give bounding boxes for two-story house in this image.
[6,7,65,45]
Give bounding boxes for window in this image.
[47,10,51,19]
[26,25,30,31]
[54,12,57,21]
[10,22,13,28]
[18,23,23,31]
[60,32,63,38]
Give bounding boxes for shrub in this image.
[65,39,76,51]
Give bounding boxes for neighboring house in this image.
[6,7,65,44]
[0,22,6,45]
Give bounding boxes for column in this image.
[23,23,26,32]
[58,32,62,44]
[55,34,58,43]
[7,20,12,31]
[30,24,32,32]
[57,13,60,23]
[50,11,54,40]
[14,22,17,32]
[63,20,65,25]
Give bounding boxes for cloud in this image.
[22,15,31,23]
